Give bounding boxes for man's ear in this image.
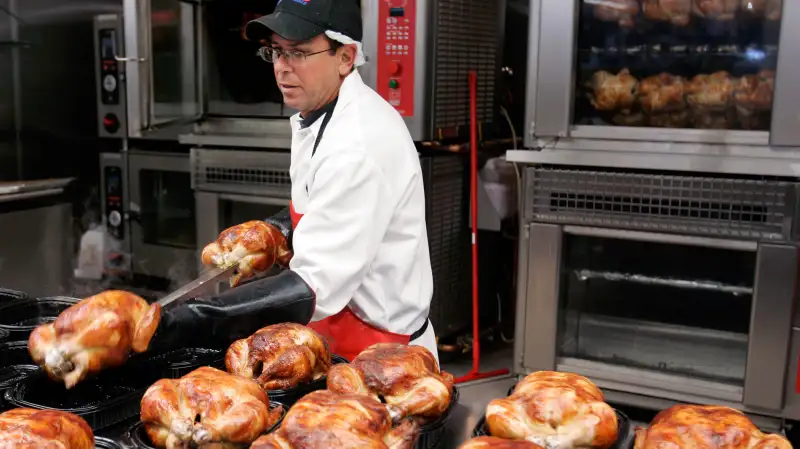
[338,44,357,76]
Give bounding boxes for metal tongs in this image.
[157,264,238,310]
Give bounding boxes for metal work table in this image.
[441,375,518,447]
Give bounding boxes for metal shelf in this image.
[573,269,753,296]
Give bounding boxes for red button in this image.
[388,61,401,75]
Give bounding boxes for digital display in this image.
[389,7,405,17]
[100,29,116,60]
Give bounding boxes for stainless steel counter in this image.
[442,375,518,447]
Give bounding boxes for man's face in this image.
[270,33,352,115]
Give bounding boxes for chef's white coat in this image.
[287,70,438,360]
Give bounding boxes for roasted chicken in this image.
[202,220,292,287]
[638,73,687,113]
[734,70,775,130]
[591,0,640,27]
[588,69,638,112]
[226,322,332,390]
[686,71,735,111]
[27,290,161,389]
[0,408,94,449]
[741,0,782,20]
[140,366,284,449]
[634,404,791,449]
[327,343,455,422]
[458,437,544,449]
[486,371,619,449]
[251,389,420,449]
[693,0,739,20]
[643,0,692,25]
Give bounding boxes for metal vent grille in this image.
[525,167,799,241]
[191,149,291,197]
[433,0,502,134]
[421,154,471,338]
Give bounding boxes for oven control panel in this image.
[104,165,124,240]
[376,0,416,117]
[94,14,126,138]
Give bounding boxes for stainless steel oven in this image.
[513,166,800,422]
[100,151,197,281]
[96,0,506,144]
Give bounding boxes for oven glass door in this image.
[201,0,293,118]
[557,234,755,388]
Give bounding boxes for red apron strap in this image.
[289,201,303,229]
[308,308,410,361]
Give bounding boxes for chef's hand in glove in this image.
[201,214,292,287]
[149,270,315,352]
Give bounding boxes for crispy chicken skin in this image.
[251,389,420,449]
[201,220,292,287]
[486,371,619,449]
[686,71,735,111]
[27,290,161,389]
[643,0,692,25]
[693,0,739,20]
[458,437,544,449]
[638,73,687,113]
[327,343,455,423]
[588,69,638,112]
[634,405,792,449]
[140,366,283,449]
[225,323,332,390]
[0,408,94,449]
[592,0,640,27]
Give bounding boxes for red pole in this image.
[454,71,509,384]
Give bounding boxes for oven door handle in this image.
[216,193,289,207]
[562,225,758,252]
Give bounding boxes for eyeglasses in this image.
[256,47,332,64]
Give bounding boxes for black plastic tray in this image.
[0,288,27,303]
[94,436,123,449]
[472,408,635,449]
[266,354,349,406]
[0,340,40,411]
[414,386,460,449]
[0,296,79,341]
[132,347,226,378]
[124,401,286,448]
[3,347,226,431]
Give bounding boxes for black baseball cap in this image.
[245,0,363,43]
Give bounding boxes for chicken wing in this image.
[327,343,455,423]
[202,220,292,287]
[588,69,638,112]
[251,389,420,449]
[140,366,284,449]
[0,408,94,449]
[634,404,791,449]
[27,290,161,389]
[225,322,332,390]
[486,371,619,449]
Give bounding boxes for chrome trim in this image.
[562,226,758,251]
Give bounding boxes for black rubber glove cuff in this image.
[264,207,293,250]
[150,270,315,351]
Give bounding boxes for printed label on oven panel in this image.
[377,0,415,117]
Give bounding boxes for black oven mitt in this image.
[149,269,315,351]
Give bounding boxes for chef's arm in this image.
[289,150,395,321]
[149,270,315,351]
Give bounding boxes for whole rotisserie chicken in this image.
[592,0,640,27]
[458,437,544,449]
[486,371,619,449]
[638,73,687,113]
[686,71,735,111]
[634,404,791,449]
[251,389,420,449]
[588,69,638,112]
[27,290,161,389]
[327,343,455,422]
[202,220,292,287]
[643,0,692,26]
[734,70,775,130]
[225,322,332,390]
[0,408,94,449]
[693,0,739,20]
[140,366,284,449]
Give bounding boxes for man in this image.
[197,0,437,362]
